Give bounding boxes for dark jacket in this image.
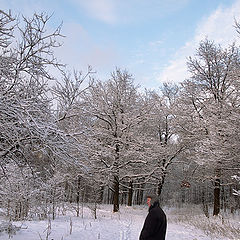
[139,201,167,240]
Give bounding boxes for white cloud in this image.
[54,22,119,73]
[149,40,164,46]
[71,0,117,24]
[70,0,191,25]
[158,0,240,83]
[0,0,121,77]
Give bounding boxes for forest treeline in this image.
[0,10,239,221]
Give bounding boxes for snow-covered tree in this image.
[80,69,150,212]
[176,39,240,215]
[0,11,89,219]
[137,84,184,198]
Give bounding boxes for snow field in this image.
[0,204,238,240]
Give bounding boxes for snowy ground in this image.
[0,205,238,240]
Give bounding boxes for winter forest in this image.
[0,9,240,240]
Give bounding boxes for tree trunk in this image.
[64,180,68,202]
[52,187,56,220]
[221,185,227,212]
[135,184,144,205]
[24,198,29,218]
[113,175,119,212]
[107,187,111,204]
[7,200,10,218]
[157,172,166,197]
[76,175,81,217]
[202,189,209,218]
[181,189,185,204]
[213,178,220,216]
[113,143,120,212]
[128,180,133,206]
[99,186,104,204]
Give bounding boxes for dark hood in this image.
[149,197,160,211]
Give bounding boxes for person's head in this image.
[146,194,159,207]
[147,197,152,207]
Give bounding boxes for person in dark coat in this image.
[139,194,167,240]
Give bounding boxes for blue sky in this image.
[1,0,240,88]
